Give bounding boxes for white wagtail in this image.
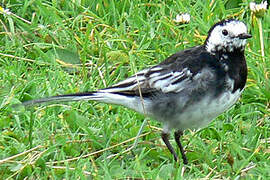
[19,19,252,164]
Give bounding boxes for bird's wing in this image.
[101,46,218,96]
[18,46,220,107]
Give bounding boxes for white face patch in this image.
[206,20,249,53]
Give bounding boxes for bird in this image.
[18,19,252,164]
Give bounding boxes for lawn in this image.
[0,0,269,179]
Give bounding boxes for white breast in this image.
[181,89,242,130]
[164,80,243,132]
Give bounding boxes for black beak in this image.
[238,33,252,39]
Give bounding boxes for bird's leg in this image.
[161,132,178,161]
[174,130,188,164]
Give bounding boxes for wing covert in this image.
[101,45,218,96]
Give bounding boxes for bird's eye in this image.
[222,29,228,36]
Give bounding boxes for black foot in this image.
[174,130,188,164]
[161,132,178,161]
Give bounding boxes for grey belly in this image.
[149,89,242,131]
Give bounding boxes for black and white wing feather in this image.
[101,45,221,96]
[102,66,193,95]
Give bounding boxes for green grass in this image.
[0,0,269,179]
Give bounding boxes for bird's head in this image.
[205,19,252,54]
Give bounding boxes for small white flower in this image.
[0,7,11,15]
[174,13,190,23]
[250,1,268,17]
[249,2,256,11]
[38,24,46,29]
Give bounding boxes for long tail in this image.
[18,91,146,114]
[21,92,99,106]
